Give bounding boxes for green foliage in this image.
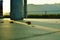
[27,14,60,18]
[3,15,10,18]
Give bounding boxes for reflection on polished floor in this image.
[0,18,60,40]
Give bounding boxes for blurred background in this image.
[3,0,60,18]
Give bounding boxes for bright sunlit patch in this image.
[3,18,10,20]
[3,0,10,15]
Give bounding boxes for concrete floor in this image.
[0,18,60,40]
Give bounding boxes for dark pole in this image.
[0,0,3,18]
[24,0,27,18]
[10,0,23,20]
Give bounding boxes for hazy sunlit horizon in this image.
[27,0,60,4]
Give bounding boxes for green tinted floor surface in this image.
[0,19,60,40]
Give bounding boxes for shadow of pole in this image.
[12,31,60,40]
